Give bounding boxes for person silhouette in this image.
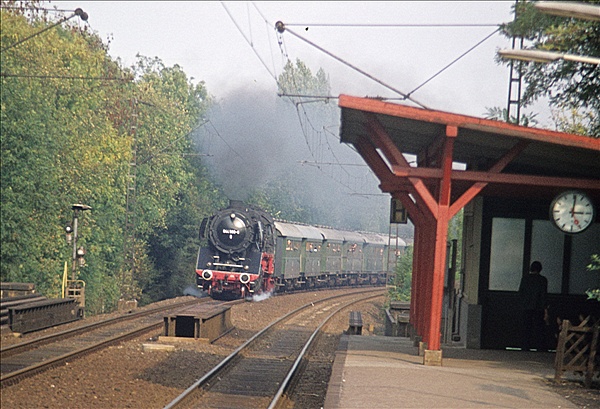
[518,261,548,351]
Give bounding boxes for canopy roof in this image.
[339,95,600,203]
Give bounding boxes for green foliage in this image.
[1,4,222,313]
[1,6,129,310]
[277,58,337,127]
[388,246,413,301]
[278,58,331,97]
[585,254,600,301]
[246,177,320,224]
[484,106,539,127]
[127,57,219,302]
[551,108,596,134]
[498,0,600,136]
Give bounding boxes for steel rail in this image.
[267,292,384,409]
[1,319,162,387]
[0,298,220,387]
[163,288,384,409]
[1,297,204,359]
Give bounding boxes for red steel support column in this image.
[425,126,456,351]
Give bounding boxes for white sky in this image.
[30,1,559,230]
[47,1,550,122]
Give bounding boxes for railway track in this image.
[164,289,385,409]
[0,297,212,387]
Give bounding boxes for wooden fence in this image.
[554,315,599,388]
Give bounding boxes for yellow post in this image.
[62,261,68,298]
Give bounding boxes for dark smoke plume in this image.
[196,86,401,233]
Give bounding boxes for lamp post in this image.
[498,2,600,65]
[534,1,600,21]
[497,49,600,65]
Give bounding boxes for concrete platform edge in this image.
[323,334,350,409]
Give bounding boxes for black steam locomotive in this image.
[196,201,404,300]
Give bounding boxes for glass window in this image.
[489,218,525,291]
[286,240,300,252]
[531,220,564,294]
[306,242,319,253]
[570,223,600,295]
[327,243,341,253]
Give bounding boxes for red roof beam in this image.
[339,94,600,150]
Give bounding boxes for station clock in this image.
[550,190,595,234]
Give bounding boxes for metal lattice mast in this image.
[122,98,138,301]
[507,0,524,124]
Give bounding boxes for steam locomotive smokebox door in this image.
[209,211,253,254]
[162,303,232,342]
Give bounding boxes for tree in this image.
[1,3,222,312]
[1,6,129,311]
[273,59,390,233]
[246,177,319,224]
[388,246,413,301]
[498,0,600,136]
[119,56,216,303]
[483,106,538,127]
[585,254,600,301]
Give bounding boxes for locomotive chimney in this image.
[229,200,244,208]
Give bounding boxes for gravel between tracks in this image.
[2,290,597,408]
[1,290,383,409]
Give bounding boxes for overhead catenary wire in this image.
[220,7,499,198]
[275,21,430,109]
[205,119,245,161]
[0,72,129,81]
[138,120,210,165]
[406,28,501,98]
[252,3,280,82]
[283,22,501,28]
[221,2,278,82]
[1,8,88,52]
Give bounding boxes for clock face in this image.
[550,191,595,234]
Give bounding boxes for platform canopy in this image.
[338,94,600,356]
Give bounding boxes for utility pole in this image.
[120,98,138,310]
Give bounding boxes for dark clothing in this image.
[519,273,547,311]
[519,273,548,350]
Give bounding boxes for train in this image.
[196,201,406,300]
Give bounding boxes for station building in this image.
[338,95,600,357]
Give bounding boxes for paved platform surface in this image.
[323,335,576,409]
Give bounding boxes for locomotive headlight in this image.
[206,262,213,267]
[240,273,250,284]
[244,265,249,270]
[202,270,213,280]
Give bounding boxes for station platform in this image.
[323,335,577,409]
